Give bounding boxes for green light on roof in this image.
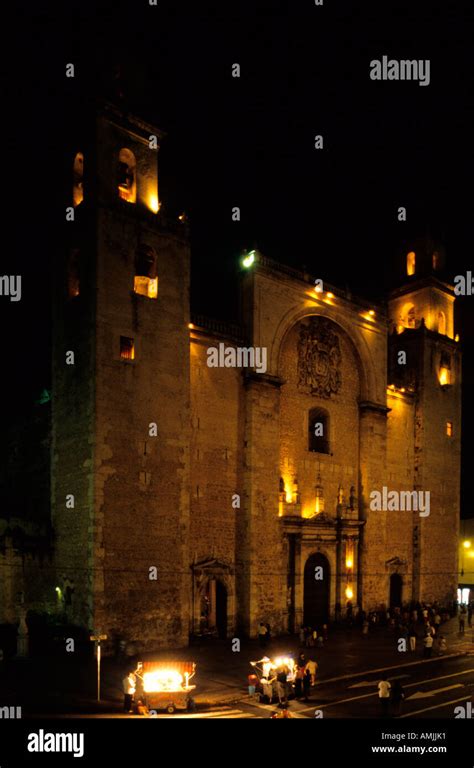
[242,251,256,268]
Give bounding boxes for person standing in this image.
[122,671,136,714]
[305,658,318,686]
[437,635,447,655]
[378,678,391,717]
[261,675,276,704]
[423,633,434,658]
[297,651,306,670]
[459,608,466,634]
[276,665,288,708]
[258,622,268,647]
[391,680,405,717]
[294,665,304,699]
[303,668,311,701]
[408,625,417,652]
[265,622,271,644]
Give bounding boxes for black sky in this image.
[1,0,473,514]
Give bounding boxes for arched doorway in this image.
[215,581,228,639]
[198,578,228,638]
[304,553,330,627]
[389,573,403,609]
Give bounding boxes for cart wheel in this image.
[166,705,176,714]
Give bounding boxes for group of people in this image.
[298,625,327,647]
[249,651,319,708]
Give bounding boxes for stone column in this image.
[358,402,389,611]
[239,374,283,637]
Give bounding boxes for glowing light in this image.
[178,213,186,222]
[345,586,354,600]
[463,541,471,549]
[439,367,449,386]
[147,194,160,213]
[55,587,61,595]
[346,558,353,570]
[314,284,323,293]
[143,669,184,692]
[134,276,158,299]
[188,323,194,330]
[326,292,334,299]
[369,309,375,316]
[407,251,416,276]
[400,387,406,393]
[285,491,292,504]
[273,656,295,674]
[242,251,256,268]
[455,334,460,342]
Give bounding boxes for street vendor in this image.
[260,675,276,703]
[122,670,136,713]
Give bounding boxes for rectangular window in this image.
[120,336,135,361]
[133,275,158,299]
[446,421,453,437]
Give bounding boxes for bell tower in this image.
[388,239,461,605]
[52,101,191,648]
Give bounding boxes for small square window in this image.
[120,336,135,361]
[446,421,453,437]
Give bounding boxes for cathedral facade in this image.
[46,104,461,650]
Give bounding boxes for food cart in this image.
[249,655,296,701]
[135,661,196,714]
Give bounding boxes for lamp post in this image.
[90,633,108,702]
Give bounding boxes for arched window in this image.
[438,311,446,335]
[118,148,136,203]
[73,152,83,207]
[439,351,452,386]
[308,408,330,454]
[134,244,158,299]
[406,251,416,276]
[401,303,416,329]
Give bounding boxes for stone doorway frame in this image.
[190,558,235,638]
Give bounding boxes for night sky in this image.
[2,0,473,515]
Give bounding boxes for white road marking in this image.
[316,652,465,686]
[349,674,410,689]
[406,684,463,700]
[297,668,474,713]
[400,695,472,718]
[157,708,255,719]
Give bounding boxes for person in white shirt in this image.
[423,633,434,658]
[378,679,391,717]
[122,671,136,713]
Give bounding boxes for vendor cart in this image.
[135,661,196,714]
[249,655,296,702]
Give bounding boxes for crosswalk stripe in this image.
[159,708,254,719]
